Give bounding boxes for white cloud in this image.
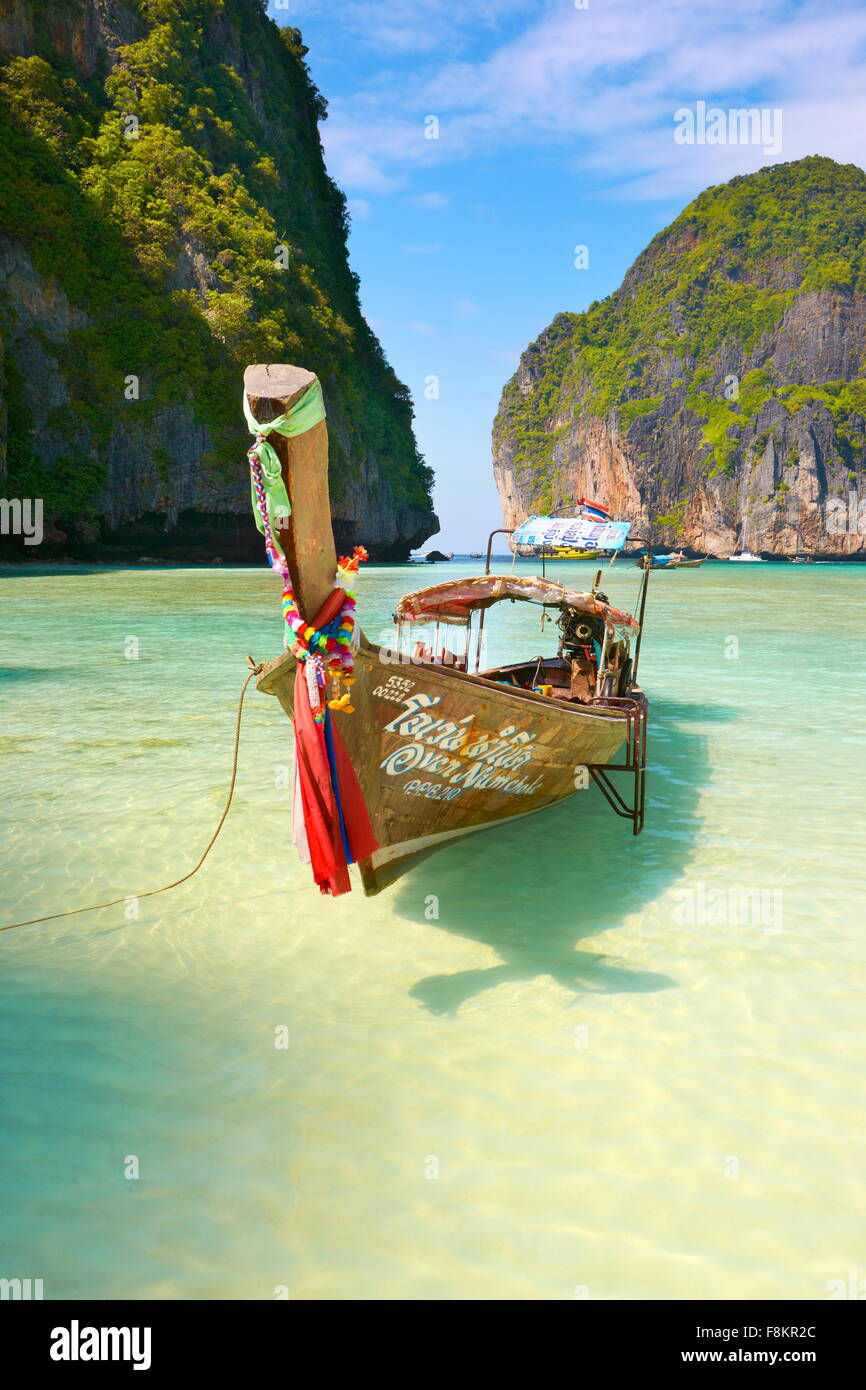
[276,0,534,57]
[454,297,480,317]
[314,0,866,199]
[408,191,450,208]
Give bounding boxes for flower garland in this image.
[279,546,368,718]
[248,439,367,722]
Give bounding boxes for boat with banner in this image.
[244,363,651,896]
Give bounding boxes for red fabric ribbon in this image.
[293,665,378,895]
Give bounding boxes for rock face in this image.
[0,0,437,559]
[493,158,866,557]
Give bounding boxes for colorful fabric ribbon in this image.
[245,377,377,895]
[244,380,326,561]
[293,665,378,896]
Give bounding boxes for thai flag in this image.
[578,498,610,522]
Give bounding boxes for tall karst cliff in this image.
[494,158,866,557]
[0,0,437,559]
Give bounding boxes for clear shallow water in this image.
[1,558,864,1300]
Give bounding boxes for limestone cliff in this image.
[0,0,437,559]
[493,158,866,557]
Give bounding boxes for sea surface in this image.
[1,558,864,1300]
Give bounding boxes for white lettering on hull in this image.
[379,692,544,800]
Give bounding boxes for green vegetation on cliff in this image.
[497,157,866,487]
[0,0,433,529]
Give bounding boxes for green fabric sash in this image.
[244,379,327,547]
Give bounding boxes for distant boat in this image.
[640,551,707,570]
[508,502,628,563]
[729,515,766,562]
[544,545,606,560]
[516,544,608,560]
[469,552,484,558]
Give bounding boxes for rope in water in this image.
[0,658,264,934]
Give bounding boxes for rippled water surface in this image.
[1,559,864,1300]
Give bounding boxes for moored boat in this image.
[245,363,650,896]
[544,545,607,560]
[729,514,766,561]
[729,549,766,562]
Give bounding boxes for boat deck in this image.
[482,656,600,703]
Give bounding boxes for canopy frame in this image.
[394,571,641,677]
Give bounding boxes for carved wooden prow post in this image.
[243,362,337,621]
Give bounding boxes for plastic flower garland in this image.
[280,547,368,716]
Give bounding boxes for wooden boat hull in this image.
[258,637,636,894]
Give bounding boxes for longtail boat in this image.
[245,363,651,897]
[638,552,707,569]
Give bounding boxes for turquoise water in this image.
[1,559,864,1300]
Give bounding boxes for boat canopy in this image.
[510,514,631,553]
[395,574,639,631]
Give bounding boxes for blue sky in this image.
[266,0,866,550]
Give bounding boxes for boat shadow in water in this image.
[391,695,732,1015]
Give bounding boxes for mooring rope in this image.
[0,658,265,934]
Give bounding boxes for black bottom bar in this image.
[5,1298,863,1373]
